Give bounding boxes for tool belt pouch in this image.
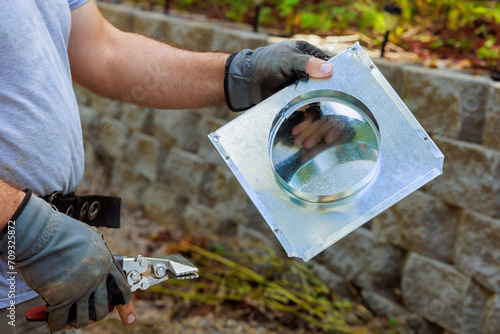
[43,193,121,228]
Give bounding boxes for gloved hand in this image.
[224,40,332,111]
[0,191,131,332]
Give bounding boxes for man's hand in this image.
[224,40,333,111]
[0,192,134,332]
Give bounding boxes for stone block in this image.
[400,67,489,142]
[73,83,92,106]
[197,167,249,225]
[161,147,209,196]
[197,166,230,204]
[164,17,215,51]
[140,183,179,228]
[484,295,500,334]
[91,95,122,118]
[215,105,232,120]
[462,282,490,334]
[125,132,160,181]
[78,105,99,145]
[406,319,445,334]
[424,136,500,218]
[96,3,134,32]
[152,109,200,153]
[80,105,100,178]
[212,27,268,53]
[111,163,147,209]
[99,117,129,161]
[246,196,270,234]
[132,10,169,41]
[182,203,223,237]
[198,115,227,165]
[454,211,500,293]
[310,263,353,298]
[361,290,410,318]
[483,82,500,150]
[402,253,470,333]
[191,106,231,120]
[82,138,97,180]
[226,107,245,122]
[372,191,461,263]
[213,189,248,226]
[79,105,99,134]
[317,228,404,298]
[372,58,404,96]
[120,103,152,132]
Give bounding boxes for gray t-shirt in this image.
[0,0,89,308]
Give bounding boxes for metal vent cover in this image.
[209,43,444,261]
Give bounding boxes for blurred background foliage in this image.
[130,0,500,70]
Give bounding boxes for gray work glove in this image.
[0,191,131,332]
[224,40,330,111]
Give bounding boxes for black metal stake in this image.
[381,4,402,58]
[253,5,261,33]
[491,69,500,81]
[164,0,170,14]
[380,30,390,58]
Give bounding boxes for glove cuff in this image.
[224,50,256,112]
[224,52,241,112]
[0,189,32,241]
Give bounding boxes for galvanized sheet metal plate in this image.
[209,43,444,261]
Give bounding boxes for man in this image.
[0,0,333,332]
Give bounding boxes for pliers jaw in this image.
[120,255,199,292]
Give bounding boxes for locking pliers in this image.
[115,254,199,292]
[25,254,199,322]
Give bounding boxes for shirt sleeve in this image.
[68,0,89,10]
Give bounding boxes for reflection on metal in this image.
[270,91,381,203]
[209,43,444,261]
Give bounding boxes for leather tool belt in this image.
[42,192,121,228]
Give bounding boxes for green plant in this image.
[458,38,472,50]
[277,0,299,17]
[478,36,500,61]
[430,40,444,49]
[222,0,252,22]
[353,1,385,33]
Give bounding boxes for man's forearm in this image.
[0,179,25,229]
[69,1,227,110]
[99,32,228,109]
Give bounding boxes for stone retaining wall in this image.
[77,4,500,333]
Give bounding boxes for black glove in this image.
[224,40,330,111]
[0,191,131,331]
